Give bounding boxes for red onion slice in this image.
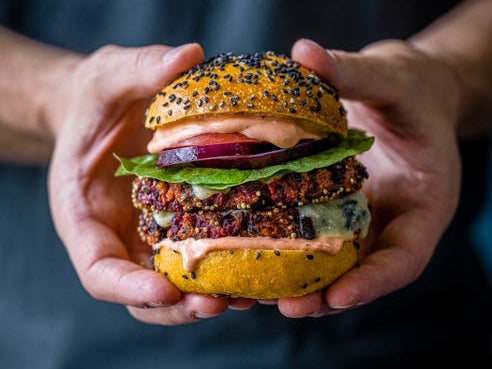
[157,136,340,169]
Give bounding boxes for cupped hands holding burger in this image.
[40,32,468,326]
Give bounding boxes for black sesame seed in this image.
[289,108,296,114]
[168,109,173,116]
[204,96,209,103]
[224,91,232,96]
[255,252,261,259]
[164,272,168,277]
[169,94,176,102]
[274,250,280,256]
[197,99,203,107]
[302,282,308,289]
[182,274,188,280]
[192,90,198,97]
[219,101,225,108]
[176,97,182,104]
[149,116,155,123]
[306,254,314,260]
[301,99,306,106]
[271,94,278,101]
[281,88,288,94]
[229,249,234,254]
[183,104,191,110]
[314,277,321,283]
[191,272,196,279]
[263,90,269,97]
[204,87,210,94]
[156,116,161,123]
[162,102,169,107]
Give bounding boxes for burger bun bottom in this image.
[153,241,358,299]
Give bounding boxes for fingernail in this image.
[145,301,172,308]
[192,312,215,319]
[161,44,188,63]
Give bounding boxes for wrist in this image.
[36,53,83,140]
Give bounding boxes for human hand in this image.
[47,43,253,325]
[273,38,462,317]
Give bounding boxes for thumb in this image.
[91,43,204,106]
[291,38,399,102]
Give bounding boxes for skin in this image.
[1,0,492,325]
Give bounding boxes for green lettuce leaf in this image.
[115,129,374,190]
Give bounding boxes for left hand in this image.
[272,38,462,317]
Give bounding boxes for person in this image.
[0,0,490,367]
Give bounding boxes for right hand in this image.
[46,43,254,325]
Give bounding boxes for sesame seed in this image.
[306,254,314,260]
[274,250,280,256]
[149,116,155,123]
[156,116,161,123]
[182,275,188,280]
[169,94,176,102]
[255,252,261,260]
[176,97,182,104]
[168,109,173,116]
[191,272,196,279]
[192,90,198,97]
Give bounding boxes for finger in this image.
[291,38,404,103]
[229,298,256,311]
[325,209,435,309]
[127,294,229,326]
[277,291,323,318]
[61,216,182,307]
[87,43,204,105]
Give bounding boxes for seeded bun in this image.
[153,242,358,299]
[145,51,347,135]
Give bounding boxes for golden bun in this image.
[153,242,358,299]
[145,51,347,135]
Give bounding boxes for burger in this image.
[116,51,373,299]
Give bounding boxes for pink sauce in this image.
[147,115,328,153]
[153,236,346,271]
